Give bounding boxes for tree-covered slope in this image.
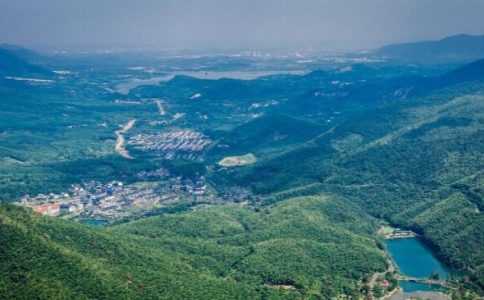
[0,48,52,78]
[408,58,484,96]
[225,74,484,289]
[0,43,45,63]
[0,195,387,299]
[229,82,484,284]
[210,114,326,158]
[373,34,484,62]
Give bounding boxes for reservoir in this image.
[386,238,450,292]
[115,70,305,94]
[387,238,450,279]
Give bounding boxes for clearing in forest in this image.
[218,153,257,167]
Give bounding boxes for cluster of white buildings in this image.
[129,130,213,161]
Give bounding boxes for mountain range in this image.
[0,47,52,78]
[373,34,484,62]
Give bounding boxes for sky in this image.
[0,0,483,51]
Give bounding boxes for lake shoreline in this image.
[384,289,450,300]
[115,70,306,94]
[384,237,456,299]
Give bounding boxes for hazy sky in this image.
[1,0,483,50]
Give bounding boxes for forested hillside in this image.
[225,70,484,291]
[373,34,484,62]
[0,48,52,78]
[0,196,387,299]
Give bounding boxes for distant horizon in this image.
[2,32,484,55]
[1,0,483,53]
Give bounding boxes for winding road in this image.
[115,119,136,159]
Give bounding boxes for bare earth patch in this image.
[218,153,257,167]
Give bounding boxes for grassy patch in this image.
[383,225,396,235]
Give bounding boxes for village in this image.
[17,167,252,224]
[128,129,213,161]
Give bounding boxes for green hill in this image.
[223,63,484,291]
[0,48,53,78]
[0,196,387,299]
[0,43,45,62]
[212,114,326,157]
[408,58,484,96]
[373,34,484,62]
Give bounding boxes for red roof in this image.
[34,204,60,214]
[34,205,47,213]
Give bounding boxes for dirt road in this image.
[115,119,136,159]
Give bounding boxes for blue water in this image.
[399,280,447,293]
[115,71,305,94]
[79,219,109,226]
[387,238,450,280]
[387,238,453,292]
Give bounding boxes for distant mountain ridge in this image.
[407,57,484,96]
[0,43,43,61]
[0,47,52,78]
[441,57,484,82]
[373,34,484,62]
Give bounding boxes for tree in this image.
[430,270,441,280]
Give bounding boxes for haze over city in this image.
[1,0,484,51]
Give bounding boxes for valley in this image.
[1,37,484,299]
